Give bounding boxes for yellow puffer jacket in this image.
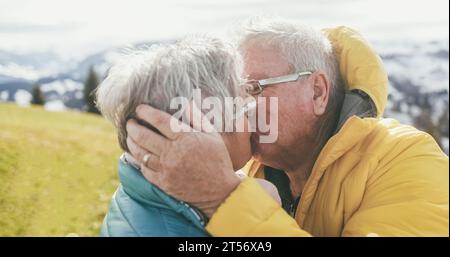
[205,27,449,237]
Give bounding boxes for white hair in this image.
[96,35,245,151]
[236,17,345,146]
[237,17,345,150]
[236,17,344,108]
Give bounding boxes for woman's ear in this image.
[311,70,330,116]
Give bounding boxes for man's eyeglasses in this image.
[245,71,313,95]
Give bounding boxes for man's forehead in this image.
[243,47,291,80]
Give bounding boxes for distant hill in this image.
[0,103,121,236]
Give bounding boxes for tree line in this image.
[31,66,100,114]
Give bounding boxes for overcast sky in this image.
[0,0,448,58]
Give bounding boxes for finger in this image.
[126,136,147,161]
[185,101,216,133]
[135,104,192,140]
[140,165,162,188]
[127,137,162,171]
[141,153,162,172]
[126,119,168,155]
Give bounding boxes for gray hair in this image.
[236,17,345,141]
[96,35,245,151]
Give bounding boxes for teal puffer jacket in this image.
[100,155,209,236]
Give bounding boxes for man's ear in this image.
[311,70,330,116]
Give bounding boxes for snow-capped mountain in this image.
[0,45,124,110]
[0,40,171,109]
[0,50,67,83]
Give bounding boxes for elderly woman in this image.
[96,35,280,236]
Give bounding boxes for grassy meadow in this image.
[0,103,121,236]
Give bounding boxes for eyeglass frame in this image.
[245,71,313,95]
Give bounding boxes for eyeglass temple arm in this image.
[258,71,313,87]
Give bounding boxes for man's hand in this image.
[126,104,241,218]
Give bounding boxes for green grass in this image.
[0,103,121,236]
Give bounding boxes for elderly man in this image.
[126,19,449,236]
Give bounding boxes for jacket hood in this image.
[323,26,389,118]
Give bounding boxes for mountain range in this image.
[0,39,448,152]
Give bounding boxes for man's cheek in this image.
[259,97,278,143]
[259,105,279,144]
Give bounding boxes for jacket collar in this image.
[320,89,378,168]
[118,154,208,230]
